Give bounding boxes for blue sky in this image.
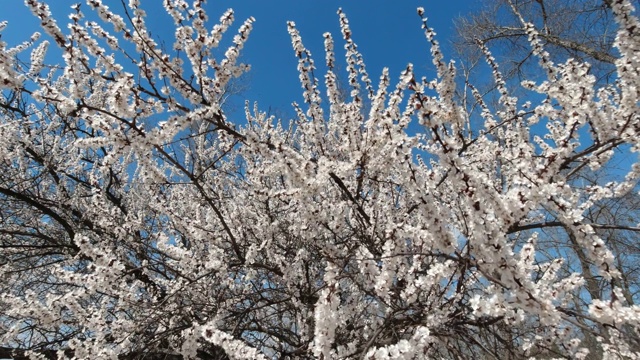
[0,1,475,118]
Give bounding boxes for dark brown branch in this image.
[329,172,371,225]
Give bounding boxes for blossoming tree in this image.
[1,0,639,359]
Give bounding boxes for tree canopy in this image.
[0,0,639,359]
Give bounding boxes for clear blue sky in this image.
[1,1,475,118]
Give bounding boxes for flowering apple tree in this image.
[1,0,639,359]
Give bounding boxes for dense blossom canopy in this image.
[0,0,639,359]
